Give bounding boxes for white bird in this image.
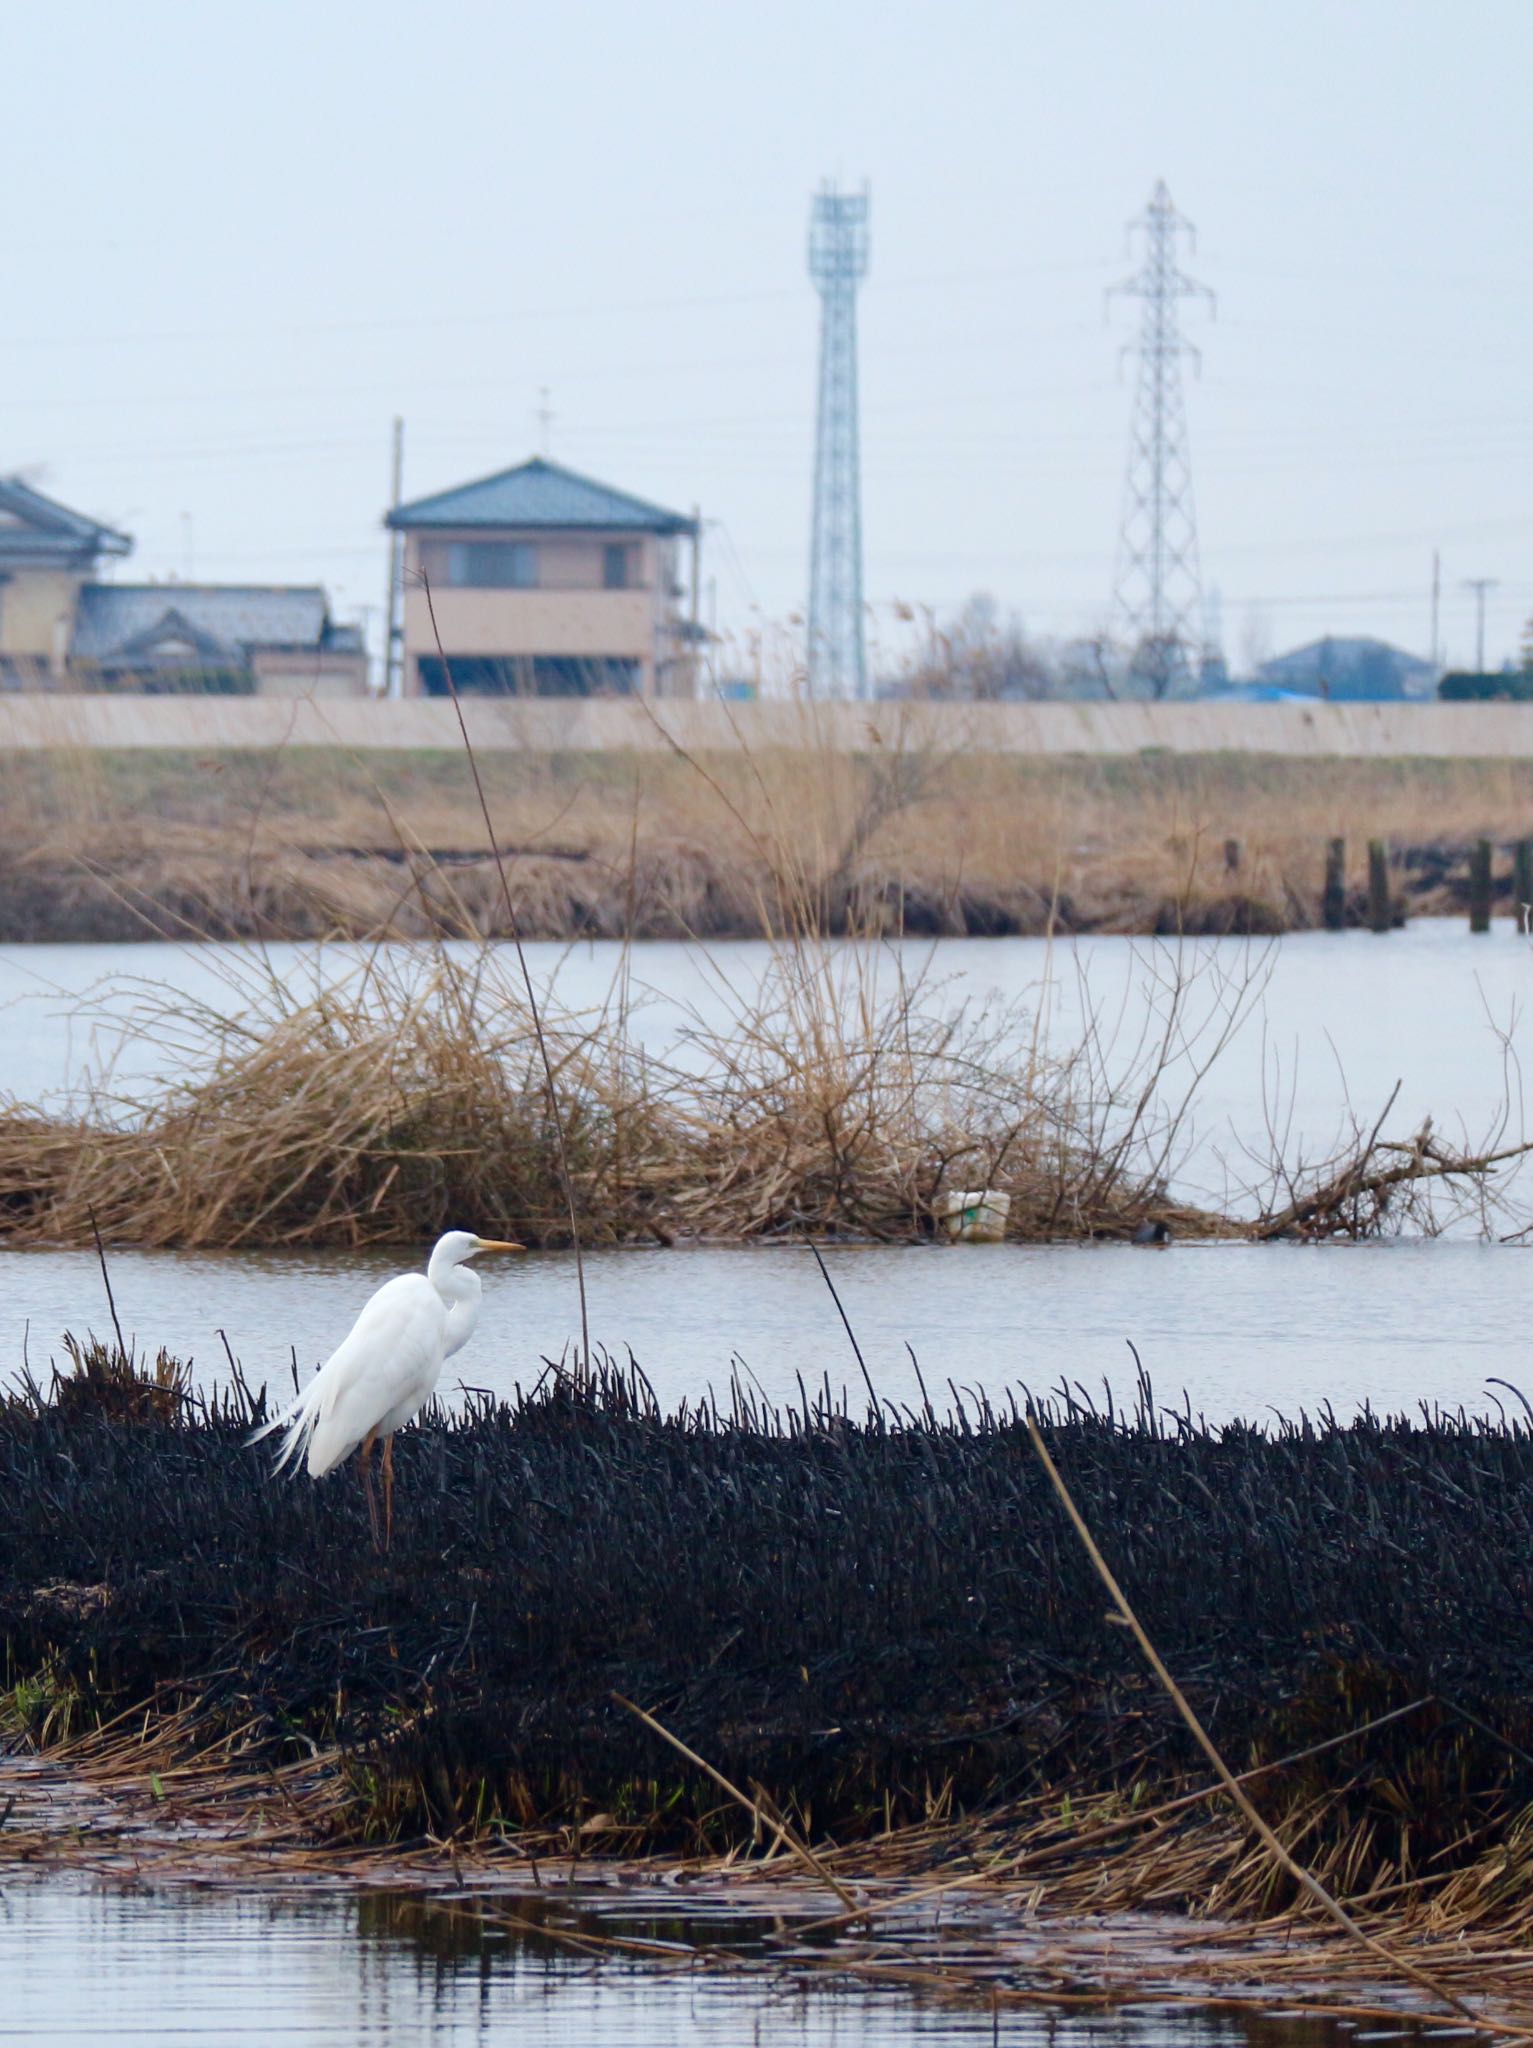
[249,1229,522,1546]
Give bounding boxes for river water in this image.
[0,1874,1433,2046]
[6,1235,1530,1428]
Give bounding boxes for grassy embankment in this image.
[8,1346,1533,2022]
[6,740,1533,941]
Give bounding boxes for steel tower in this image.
[1110,181,1214,697]
[807,181,870,699]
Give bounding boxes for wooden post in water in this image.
[1322,838,1347,931]
[1469,838,1494,933]
[1515,839,1533,935]
[1366,839,1391,932]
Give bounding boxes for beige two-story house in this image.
[386,457,699,698]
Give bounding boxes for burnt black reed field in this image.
[6,1342,1533,1876]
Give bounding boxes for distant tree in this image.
[1056,632,1120,700]
[909,593,1055,700]
[1438,670,1533,701]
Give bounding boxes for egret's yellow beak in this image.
[474,1237,524,1253]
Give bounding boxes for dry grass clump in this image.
[1,927,1527,1249]
[0,932,1245,1249]
[2,955,682,1249]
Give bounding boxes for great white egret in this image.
[249,1229,523,1545]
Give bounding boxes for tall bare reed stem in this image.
[1024,1412,1521,2039]
[421,575,590,1370]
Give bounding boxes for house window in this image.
[447,541,538,589]
[602,543,632,591]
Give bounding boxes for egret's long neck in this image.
[427,1246,483,1315]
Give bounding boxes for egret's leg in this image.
[359,1428,380,1550]
[381,1434,395,1553]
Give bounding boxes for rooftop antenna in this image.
[807,180,870,699]
[1109,180,1215,699]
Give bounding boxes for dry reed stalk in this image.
[1023,1412,1524,2039]
[612,1692,862,1917]
[421,575,590,1368]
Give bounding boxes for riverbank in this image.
[5,744,1533,942]
[8,1350,1533,2027]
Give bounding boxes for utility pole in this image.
[689,505,703,693]
[1463,576,1499,673]
[807,179,870,700]
[1430,549,1441,671]
[1109,180,1215,699]
[536,388,554,457]
[382,416,405,699]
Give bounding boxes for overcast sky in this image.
[8,0,1531,675]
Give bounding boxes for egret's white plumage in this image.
[249,1229,521,1538]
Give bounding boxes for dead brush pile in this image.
[3,934,1527,1249]
[0,959,678,1249]
[0,934,1261,1249]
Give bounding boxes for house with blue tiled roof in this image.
[0,478,366,695]
[71,584,366,695]
[385,456,700,698]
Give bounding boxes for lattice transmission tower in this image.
[807,181,870,699]
[1110,180,1215,697]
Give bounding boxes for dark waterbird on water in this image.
[247,1228,522,1547]
[1131,1218,1172,1245]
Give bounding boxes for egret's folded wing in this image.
[303,1275,443,1478]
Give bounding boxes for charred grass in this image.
[9,1341,1533,1944]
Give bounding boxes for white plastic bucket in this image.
[935,1189,1011,1243]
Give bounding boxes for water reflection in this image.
[0,1876,1434,2045]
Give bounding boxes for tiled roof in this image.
[388,457,695,535]
[72,585,341,662]
[1258,637,1434,683]
[0,477,132,560]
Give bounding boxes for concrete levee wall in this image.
[4,694,1533,756]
